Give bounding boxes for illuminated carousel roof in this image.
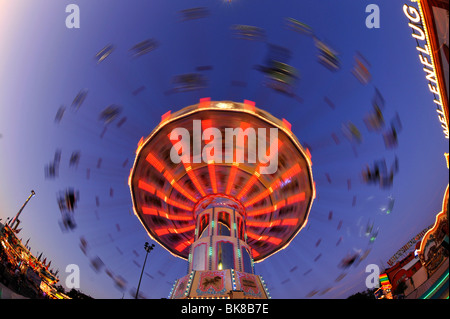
[129,99,315,261]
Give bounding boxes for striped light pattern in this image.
[129,99,315,262]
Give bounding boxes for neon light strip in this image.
[202,119,219,194]
[175,240,193,252]
[287,192,306,205]
[136,137,144,154]
[198,97,211,108]
[225,164,238,195]
[167,133,207,197]
[247,206,274,217]
[186,165,207,197]
[247,192,306,216]
[246,218,298,228]
[208,163,218,193]
[160,194,193,211]
[225,121,253,195]
[148,151,198,203]
[281,163,302,180]
[244,188,272,207]
[163,170,198,203]
[161,110,171,123]
[236,174,259,200]
[244,164,302,207]
[417,185,448,255]
[247,231,283,245]
[139,179,193,211]
[243,100,255,112]
[138,179,156,194]
[141,206,192,221]
[154,225,195,236]
[146,152,164,172]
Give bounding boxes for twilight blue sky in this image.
[0,0,448,299]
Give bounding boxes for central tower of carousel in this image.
[128,99,315,299]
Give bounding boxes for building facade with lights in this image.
[380,186,449,298]
[0,222,68,299]
[402,0,449,299]
[403,0,449,140]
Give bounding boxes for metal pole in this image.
[135,249,149,299]
[135,242,154,299]
[10,190,35,229]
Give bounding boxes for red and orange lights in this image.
[129,99,315,262]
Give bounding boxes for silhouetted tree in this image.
[347,288,377,299]
[67,288,94,299]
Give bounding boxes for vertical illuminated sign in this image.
[403,1,449,139]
